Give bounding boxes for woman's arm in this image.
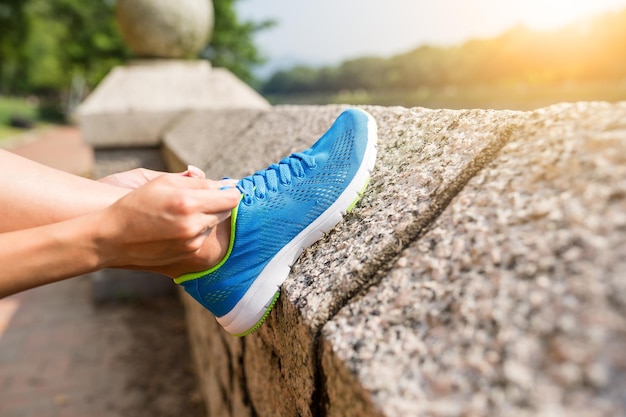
[0,149,129,232]
[0,174,240,296]
[0,213,103,296]
[0,150,241,296]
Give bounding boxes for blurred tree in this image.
[336,57,393,91]
[262,66,320,94]
[202,0,275,86]
[24,0,129,93]
[260,7,626,96]
[0,0,272,101]
[0,0,29,92]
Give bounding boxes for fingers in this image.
[218,178,238,190]
[182,226,214,255]
[181,165,206,179]
[181,166,237,191]
[97,171,239,271]
[168,189,236,255]
[196,188,241,215]
[177,208,230,257]
[137,168,167,182]
[155,175,241,214]
[124,174,239,233]
[155,172,239,194]
[204,205,234,225]
[184,207,233,241]
[98,168,166,189]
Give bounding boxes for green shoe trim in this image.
[233,290,280,337]
[174,197,241,285]
[347,175,371,213]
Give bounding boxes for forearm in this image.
[0,213,105,297]
[0,150,129,232]
[0,167,240,295]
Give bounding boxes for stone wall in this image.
[162,102,626,417]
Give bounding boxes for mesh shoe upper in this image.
[176,108,373,319]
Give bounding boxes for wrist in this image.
[85,209,119,270]
[56,212,110,273]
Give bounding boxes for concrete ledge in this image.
[76,61,270,147]
[163,102,626,416]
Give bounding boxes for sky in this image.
[235,0,626,77]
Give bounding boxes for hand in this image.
[98,165,207,189]
[95,174,241,273]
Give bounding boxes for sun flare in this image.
[513,0,625,30]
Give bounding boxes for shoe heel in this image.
[232,291,281,337]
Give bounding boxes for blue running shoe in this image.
[175,108,378,336]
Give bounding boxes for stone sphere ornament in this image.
[116,0,213,59]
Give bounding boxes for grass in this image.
[0,96,41,143]
[264,79,626,111]
[0,95,63,145]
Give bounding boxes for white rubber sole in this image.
[217,109,378,336]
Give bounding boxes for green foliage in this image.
[0,1,29,92]
[0,96,40,141]
[262,66,324,94]
[0,96,38,125]
[0,0,130,94]
[0,0,271,103]
[262,8,626,96]
[203,0,275,86]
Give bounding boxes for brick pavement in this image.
[7,126,94,177]
[0,278,136,417]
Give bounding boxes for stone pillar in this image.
[76,0,269,148]
[75,0,270,300]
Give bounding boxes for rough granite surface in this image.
[323,102,626,417]
[163,102,626,417]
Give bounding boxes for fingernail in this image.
[218,178,238,190]
[187,165,205,178]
